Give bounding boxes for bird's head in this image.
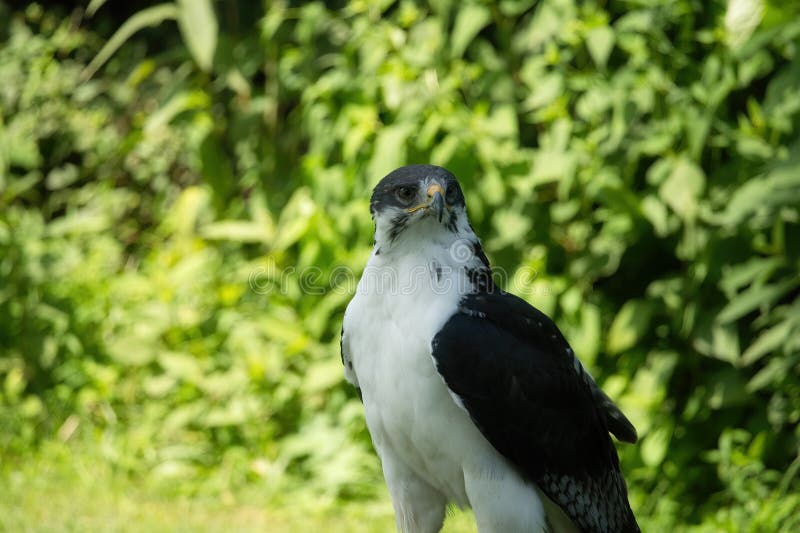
[370,165,469,249]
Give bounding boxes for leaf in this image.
[160,351,203,382]
[531,150,576,185]
[164,186,210,237]
[106,334,157,366]
[522,73,563,110]
[4,172,42,202]
[82,4,180,80]
[489,210,531,249]
[144,375,177,398]
[45,164,79,190]
[571,303,601,367]
[607,300,653,355]
[203,397,258,427]
[586,26,615,69]
[304,358,346,394]
[717,278,799,324]
[430,134,461,167]
[484,105,518,139]
[177,0,218,72]
[748,355,794,392]
[641,195,670,236]
[450,4,491,58]
[711,324,741,365]
[6,127,42,170]
[741,320,794,365]
[367,123,413,182]
[658,157,705,221]
[720,156,800,226]
[144,90,210,134]
[201,221,272,243]
[641,424,672,467]
[46,208,110,236]
[273,188,316,251]
[86,0,108,17]
[719,257,783,295]
[725,0,764,50]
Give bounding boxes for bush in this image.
[1,0,798,530]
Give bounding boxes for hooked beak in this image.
[427,183,445,222]
[405,181,446,222]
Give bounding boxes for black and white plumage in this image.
[341,165,639,533]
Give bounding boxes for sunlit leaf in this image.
[658,157,705,221]
[367,123,414,182]
[449,4,491,58]
[86,0,109,17]
[607,300,653,355]
[641,424,672,467]
[144,90,210,134]
[717,278,799,324]
[586,26,615,69]
[82,4,180,79]
[741,320,794,365]
[176,0,218,72]
[201,221,272,243]
[725,0,764,50]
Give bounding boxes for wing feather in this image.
[431,291,639,533]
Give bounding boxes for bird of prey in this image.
[341,165,639,533]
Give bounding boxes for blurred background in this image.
[1,0,799,531]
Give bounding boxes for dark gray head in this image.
[370,165,468,245]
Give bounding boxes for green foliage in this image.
[1,0,799,530]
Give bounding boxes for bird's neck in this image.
[368,227,494,295]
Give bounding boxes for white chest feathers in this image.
[341,227,494,505]
[343,236,467,391]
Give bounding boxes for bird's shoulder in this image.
[430,289,639,532]
[431,290,612,468]
[434,289,636,442]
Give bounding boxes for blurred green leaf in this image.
[82,4,180,79]
[748,355,795,392]
[176,0,218,72]
[273,188,316,251]
[450,4,491,58]
[720,257,783,295]
[144,90,210,134]
[368,124,414,182]
[658,157,705,221]
[201,221,272,243]
[717,278,799,324]
[86,0,109,17]
[641,424,672,467]
[607,300,653,355]
[585,26,615,69]
[741,320,794,366]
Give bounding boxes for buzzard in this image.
[341,165,639,533]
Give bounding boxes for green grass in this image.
[0,441,477,533]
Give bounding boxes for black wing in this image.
[431,291,639,533]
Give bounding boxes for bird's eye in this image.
[445,186,459,204]
[395,186,415,203]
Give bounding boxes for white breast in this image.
[342,227,496,506]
